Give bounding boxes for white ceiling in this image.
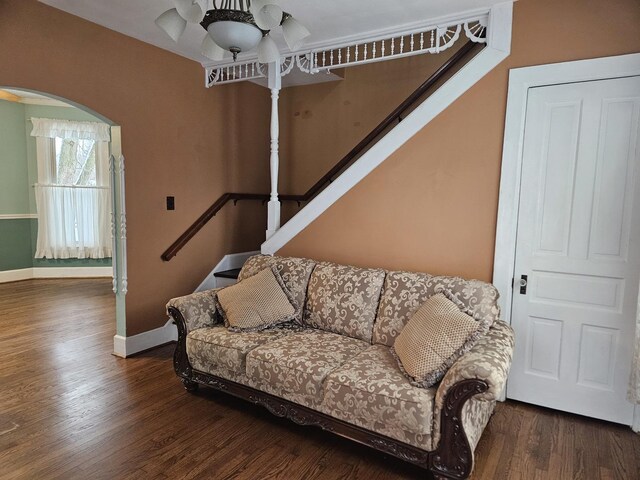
[39,0,502,65]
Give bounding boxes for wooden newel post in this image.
[266,59,281,240]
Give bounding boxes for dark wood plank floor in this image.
[1,279,639,479]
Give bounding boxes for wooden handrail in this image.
[283,40,481,202]
[161,193,270,261]
[162,40,481,262]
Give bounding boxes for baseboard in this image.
[195,250,259,292]
[633,406,640,433]
[112,252,258,358]
[0,269,33,283]
[0,266,113,283]
[32,267,113,278]
[113,319,177,358]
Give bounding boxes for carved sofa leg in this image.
[430,379,489,480]
[182,378,199,392]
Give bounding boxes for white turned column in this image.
[266,59,282,240]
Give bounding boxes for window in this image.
[30,118,112,259]
[55,137,97,186]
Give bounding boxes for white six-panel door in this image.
[507,76,640,424]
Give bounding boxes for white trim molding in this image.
[19,97,72,108]
[262,2,513,255]
[0,214,38,220]
[0,269,33,283]
[0,266,113,283]
[492,52,640,430]
[113,319,177,358]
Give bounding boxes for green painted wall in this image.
[0,100,29,215]
[0,219,33,270]
[0,100,112,271]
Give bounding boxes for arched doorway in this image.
[0,86,126,346]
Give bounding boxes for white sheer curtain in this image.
[31,118,112,259]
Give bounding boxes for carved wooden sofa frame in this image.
[170,306,488,480]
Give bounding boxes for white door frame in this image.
[492,52,640,430]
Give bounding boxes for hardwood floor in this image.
[1,279,639,480]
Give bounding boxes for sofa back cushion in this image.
[303,262,385,343]
[238,255,316,324]
[373,271,500,347]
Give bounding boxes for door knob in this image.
[519,275,528,295]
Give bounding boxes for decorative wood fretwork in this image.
[205,56,295,87]
[169,308,490,479]
[205,14,488,86]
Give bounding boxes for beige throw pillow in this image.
[216,267,298,332]
[393,293,486,388]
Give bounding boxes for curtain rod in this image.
[32,184,109,190]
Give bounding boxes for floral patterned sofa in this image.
[167,255,514,480]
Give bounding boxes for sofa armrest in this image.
[436,320,515,405]
[166,288,224,334]
[429,321,514,477]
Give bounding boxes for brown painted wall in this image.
[0,0,271,335]
[279,0,640,281]
[278,39,467,223]
[278,40,466,193]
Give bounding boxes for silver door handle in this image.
[519,275,528,294]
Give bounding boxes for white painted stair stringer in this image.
[262,2,513,255]
[195,250,260,291]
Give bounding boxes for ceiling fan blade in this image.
[254,4,283,30]
[257,34,280,64]
[174,0,204,23]
[249,0,269,15]
[282,16,310,51]
[155,9,187,42]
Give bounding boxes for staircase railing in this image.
[161,40,482,262]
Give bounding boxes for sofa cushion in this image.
[373,271,501,347]
[393,293,486,388]
[322,344,436,450]
[186,325,303,376]
[303,262,385,342]
[238,255,316,324]
[217,267,297,332]
[246,330,368,408]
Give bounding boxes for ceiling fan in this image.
[155,0,311,63]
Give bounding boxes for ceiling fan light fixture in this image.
[254,4,283,30]
[201,34,226,60]
[174,0,205,23]
[282,15,310,51]
[158,0,309,62]
[249,0,270,16]
[257,34,280,64]
[207,21,263,60]
[155,8,187,42]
